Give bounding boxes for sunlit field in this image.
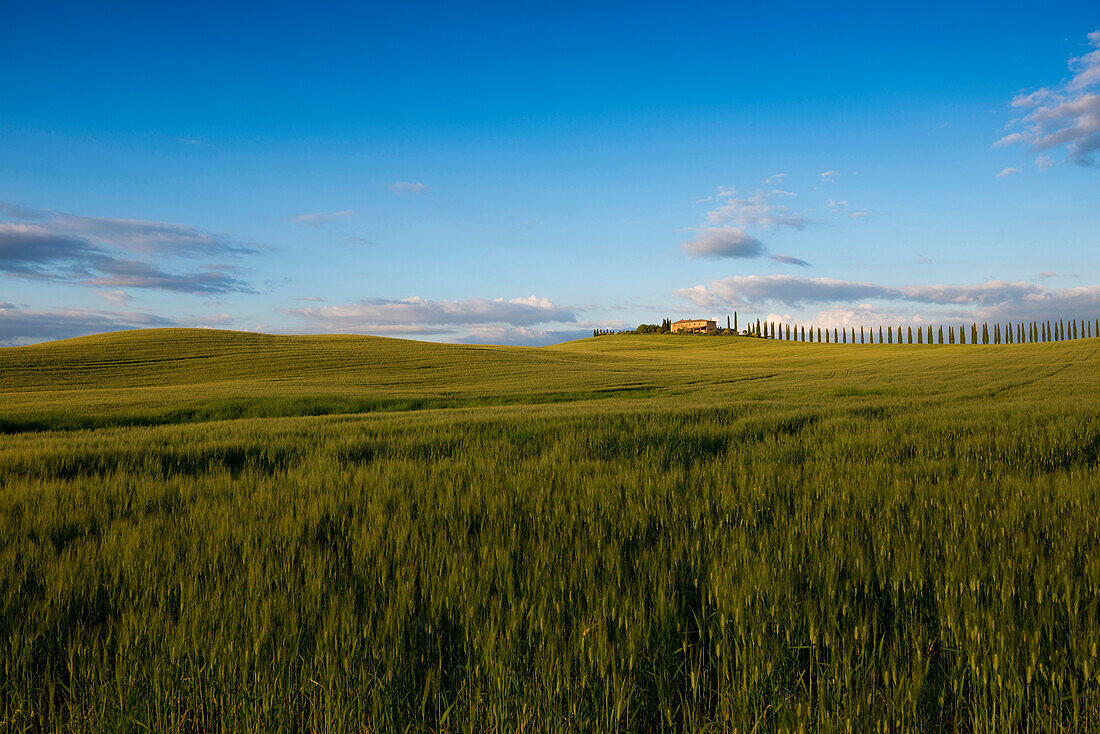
[2,328,1099,732]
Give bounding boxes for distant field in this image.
[2,328,1099,731]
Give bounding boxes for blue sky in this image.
[1,0,1097,345]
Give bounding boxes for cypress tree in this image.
[834,327,838,343]
[1072,320,1078,340]
[906,326,911,344]
[993,323,999,344]
[982,323,989,344]
[860,325,865,344]
[842,328,847,344]
[949,326,955,344]
[1059,319,1064,340]
[825,329,830,343]
[886,326,891,344]
[733,312,738,331]
[879,326,883,344]
[959,327,966,345]
[818,327,822,342]
[917,326,923,344]
[801,325,805,341]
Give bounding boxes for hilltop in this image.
[1,327,1096,433]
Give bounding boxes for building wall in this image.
[672,319,716,333]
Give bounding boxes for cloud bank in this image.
[0,302,231,346]
[0,203,257,294]
[677,275,1100,322]
[284,295,579,338]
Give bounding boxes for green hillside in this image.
[2,327,1094,431]
[2,329,1099,731]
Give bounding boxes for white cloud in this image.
[705,189,814,230]
[849,211,871,218]
[389,181,428,194]
[820,170,840,181]
[292,210,355,225]
[799,304,907,329]
[764,173,787,184]
[996,167,1020,178]
[682,227,766,259]
[995,30,1100,165]
[96,290,133,306]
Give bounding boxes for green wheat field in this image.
[2,328,1099,732]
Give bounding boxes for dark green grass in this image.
[1,330,1099,731]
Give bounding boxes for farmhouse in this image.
[671,318,717,334]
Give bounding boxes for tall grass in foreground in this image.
[1,330,1099,731]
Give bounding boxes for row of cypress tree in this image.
[742,317,1099,344]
